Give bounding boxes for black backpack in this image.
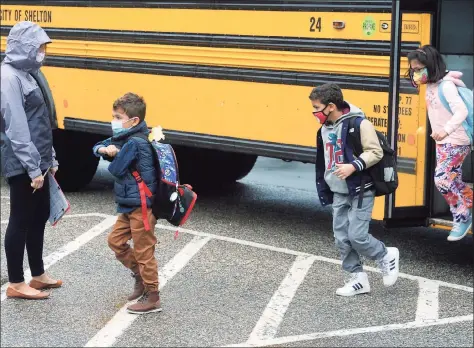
[347,117,398,205]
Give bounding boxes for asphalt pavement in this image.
[0,157,472,347]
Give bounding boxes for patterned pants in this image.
[434,144,473,223]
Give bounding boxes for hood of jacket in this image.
[325,102,366,130]
[111,120,151,146]
[2,21,51,73]
[442,71,466,88]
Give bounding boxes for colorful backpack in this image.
[132,132,197,232]
[438,80,473,144]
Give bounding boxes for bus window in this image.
[439,0,473,89]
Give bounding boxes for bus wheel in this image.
[52,129,101,192]
[220,152,258,182]
[174,147,257,187]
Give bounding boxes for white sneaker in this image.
[377,247,400,287]
[336,272,370,297]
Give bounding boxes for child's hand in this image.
[431,130,448,141]
[103,145,119,157]
[334,163,356,180]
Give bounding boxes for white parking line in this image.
[248,255,316,343]
[3,213,473,294]
[85,235,211,348]
[3,212,470,346]
[0,216,117,301]
[225,315,474,347]
[156,223,474,294]
[415,280,440,322]
[1,195,10,205]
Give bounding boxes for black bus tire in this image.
[52,129,101,192]
[174,146,257,188]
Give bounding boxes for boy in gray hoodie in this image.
[310,83,400,296]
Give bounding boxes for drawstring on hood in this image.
[2,21,51,73]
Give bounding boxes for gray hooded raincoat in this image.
[1,21,58,180]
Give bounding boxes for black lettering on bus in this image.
[368,117,388,128]
[398,134,406,143]
[25,10,52,23]
[0,9,12,21]
[15,10,22,21]
[309,17,322,32]
[398,107,412,116]
[373,105,381,114]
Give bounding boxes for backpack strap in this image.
[347,117,366,209]
[129,133,154,231]
[437,80,454,114]
[131,170,153,231]
[347,117,364,156]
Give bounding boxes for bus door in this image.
[383,1,434,227]
[429,0,473,229]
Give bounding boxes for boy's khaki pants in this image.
[108,208,158,292]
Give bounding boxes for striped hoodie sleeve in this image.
[351,119,383,171]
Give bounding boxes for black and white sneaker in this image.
[377,247,400,287]
[336,272,370,297]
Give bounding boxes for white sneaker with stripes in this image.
[377,247,400,287]
[336,272,370,297]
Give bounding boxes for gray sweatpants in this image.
[332,189,387,273]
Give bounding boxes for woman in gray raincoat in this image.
[1,21,63,299]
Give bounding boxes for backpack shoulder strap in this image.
[437,80,454,114]
[347,117,364,157]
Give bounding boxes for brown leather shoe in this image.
[29,279,63,290]
[6,286,50,300]
[127,291,162,314]
[128,273,145,301]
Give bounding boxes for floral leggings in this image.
[434,144,473,223]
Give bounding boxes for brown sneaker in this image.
[126,291,162,314]
[128,273,145,301]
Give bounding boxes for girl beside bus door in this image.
[408,45,473,242]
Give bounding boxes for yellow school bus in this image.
[1,0,472,230]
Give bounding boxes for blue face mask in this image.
[111,118,137,136]
[111,120,126,136]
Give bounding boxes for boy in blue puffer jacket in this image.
[93,92,161,315]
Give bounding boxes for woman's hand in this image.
[31,175,44,190]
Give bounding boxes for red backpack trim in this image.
[132,171,153,231]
